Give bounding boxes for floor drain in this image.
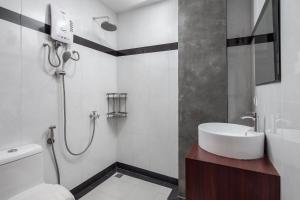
[115,173,124,178]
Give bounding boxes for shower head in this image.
[62,51,72,64]
[101,21,117,32]
[93,16,117,32]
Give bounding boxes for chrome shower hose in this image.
[62,75,96,156]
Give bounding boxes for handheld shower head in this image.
[62,51,72,64]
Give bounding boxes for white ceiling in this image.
[100,0,165,13]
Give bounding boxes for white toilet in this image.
[0,144,74,200]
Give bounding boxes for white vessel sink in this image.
[198,123,265,160]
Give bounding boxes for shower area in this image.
[0,0,178,199]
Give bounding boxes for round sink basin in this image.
[198,123,265,160]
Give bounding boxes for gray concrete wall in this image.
[227,0,253,125]
[178,0,228,195]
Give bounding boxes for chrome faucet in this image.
[89,111,100,120]
[241,112,258,132]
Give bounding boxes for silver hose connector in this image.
[55,69,66,77]
[47,125,57,144]
[89,111,100,120]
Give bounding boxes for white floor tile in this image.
[95,177,135,199]
[80,190,119,200]
[79,174,172,200]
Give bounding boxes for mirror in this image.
[253,0,281,85]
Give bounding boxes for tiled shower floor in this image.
[80,173,172,200]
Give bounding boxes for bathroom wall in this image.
[178,0,227,195]
[227,0,253,125]
[0,0,118,190]
[253,0,300,199]
[116,0,179,178]
[253,0,267,24]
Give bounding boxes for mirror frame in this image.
[252,0,281,86]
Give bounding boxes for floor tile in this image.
[80,190,119,200]
[79,173,172,200]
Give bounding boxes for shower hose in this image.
[62,75,96,156]
[50,73,97,184]
[45,43,95,185]
[50,142,61,184]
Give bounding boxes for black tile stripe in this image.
[254,33,274,44]
[73,35,117,56]
[116,42,179,56]
[70,162,179,200]
[0,7,21,25]
[227,36,253,47]
[21,14,51,34]
[0,6,178,57]
[227,33,275,47]
[116,162,178,186]
[70,163,117,200]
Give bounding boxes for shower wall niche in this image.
[107,93,128,118]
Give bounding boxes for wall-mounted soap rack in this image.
[107,93,128,119]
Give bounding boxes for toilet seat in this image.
[8,183,75,200]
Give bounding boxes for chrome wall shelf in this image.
[107,93,128,118]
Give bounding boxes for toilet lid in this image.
[8,184,75,200]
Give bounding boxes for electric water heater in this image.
[50,5,74,44]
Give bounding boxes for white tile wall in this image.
[21,0,117,49]
[0,0,21,12]
[116,0,178,179]
[0,20,22,150]
[117,51,178,178]
[253,0,300,199]
[0,0,178,192]
[0,0,118,190]
[5,0,300,197]
[117,0,178,50]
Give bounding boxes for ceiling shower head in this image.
[93,16,117,32]
[101,21,117,32]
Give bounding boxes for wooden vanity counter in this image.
[186,144,280,200]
